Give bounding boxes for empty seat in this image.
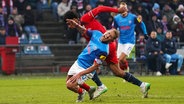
[24,45,38,55]
[38,45,52,55]
[19,34,29,44]
[29,33,43,44]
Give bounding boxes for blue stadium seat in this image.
[24,45,38,55]
[29,33,43,44]
[19,34,29,44]
[37,45,52,55]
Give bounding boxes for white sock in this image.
[140,82,145,88]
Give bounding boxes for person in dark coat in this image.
[146,31,172,76]
[162,31,183,75]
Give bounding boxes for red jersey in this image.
[80,6,118,64]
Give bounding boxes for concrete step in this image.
[41,33,65,39]
[43,39,68,44]
[36,21,64,27]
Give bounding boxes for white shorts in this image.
[117,43,135,58]
[67,61,94,84]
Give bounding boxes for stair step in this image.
[43,39,68,44]
[36,22,64,27]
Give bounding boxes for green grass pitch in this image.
[0,75,184,104]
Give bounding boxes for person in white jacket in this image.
[57,0,72,21]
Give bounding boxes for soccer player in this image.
[67,18,151,100]
[66,19,119,102]
[64,5,126,100]
[112,2,148,73]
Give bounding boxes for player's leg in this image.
[117,43,130,71]
[92,71,108,99]
[117,43,151,98]
[66,61,96,102]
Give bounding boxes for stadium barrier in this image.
[0,43,183,75]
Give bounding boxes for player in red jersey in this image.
[64,5,150,101]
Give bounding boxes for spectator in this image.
[23,5,37,35]
[5,16,22,37]
[147,14,163,34]
[89,0,98,8]
[161,15,169,34]
[161,3,175,23]
[146,31,172,76]
[156,27,165,42]
[50,0,61,21]
[150,3,162,20]
[72,0,88,16]
[36,0,50,21]
[176,4,184,23]
[162,31,183,75]
[170,15,184,43]
[0,26,7,44]
[57,0,72,22]
[136,34,147,59]
[0,6,7,27]
[81,4,92,15]
[2,0,13,16]
[14,0,29,15]
[9,7,24,32]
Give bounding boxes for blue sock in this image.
[123,72,142,86]
[92,72,102,86]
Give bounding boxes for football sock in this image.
[123,72,142,86]
[92,72,102,86]
[78,88,83,94]
[119,60,129,70]
[80,83,90,91]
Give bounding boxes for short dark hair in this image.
[63,11,79,23]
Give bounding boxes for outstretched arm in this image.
[66,19,87,35]
[81,6,126,23]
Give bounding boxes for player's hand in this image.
[69,73,81,83]
[66,19,78,28]
[118,6,128,13]
[144,35,149,40]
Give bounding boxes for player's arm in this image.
[66,19,93,39]
[66,19,87,34]
[69,62,100,83]
[81,6,125,23]
[135,15,148,37]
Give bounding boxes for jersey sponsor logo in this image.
[120,26,130,30]
[100,55,106,60]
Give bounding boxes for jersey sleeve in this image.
[81,6,118,24]
[84,30,93,40]
[94,53,107,64]
[134,16,148,35]
[112,19,118,29]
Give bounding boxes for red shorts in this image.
[105,41,118,64]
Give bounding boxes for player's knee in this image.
[66,80,73,90]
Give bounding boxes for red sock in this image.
[80,83,90,91]
[78,88,83,94]
[119,60,129,70]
